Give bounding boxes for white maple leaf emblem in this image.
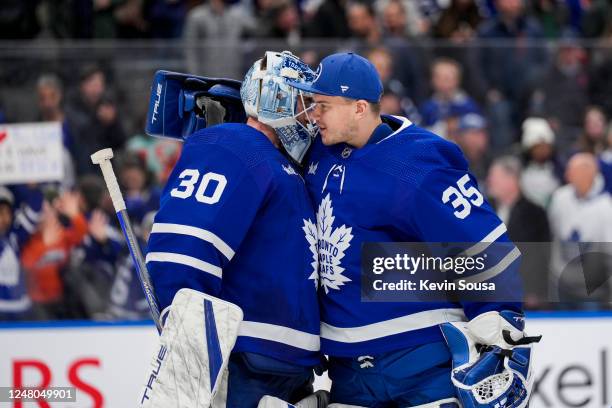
[282,164,297,176]
[308,161,318,175]
[282,164,304,182]
[302,218,319,287]
[317,193,353,293]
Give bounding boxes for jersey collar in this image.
[327,115,413,160]
[366,123,394,145]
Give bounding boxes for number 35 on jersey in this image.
[441,174,483,219]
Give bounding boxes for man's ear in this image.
[354,99,369,118]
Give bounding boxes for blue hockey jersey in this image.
[0,185,43,316]
[146,123,320,366]
[304,115,522,357]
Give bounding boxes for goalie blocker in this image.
[146,70,246,140]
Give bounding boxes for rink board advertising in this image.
[0,315,611,407]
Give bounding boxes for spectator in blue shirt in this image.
[420,57,480,138]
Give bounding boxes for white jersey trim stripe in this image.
[239,321,320,352]
[151,223,235,261]
[480,222,508,243]
[15,212,35,234]
[456,246,521,284]
[439,223,509,274]
[463,223,508,257]
[146,252,222,279]
[24,205,41,222]
[376,116,413,144]
[321,308,466,343]
[0,296,31,312]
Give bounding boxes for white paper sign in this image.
[0,122,63,184]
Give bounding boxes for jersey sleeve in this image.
[405,167,523,319]
[8,185,43,252]
[146,140,271,310]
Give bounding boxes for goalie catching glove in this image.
[440,311,541,408]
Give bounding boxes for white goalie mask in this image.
[240,51,318,164]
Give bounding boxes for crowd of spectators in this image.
[1,1,610,42]
[1,0,612,320]
[0,66,181,321]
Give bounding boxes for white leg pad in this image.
[139,288,243,407]
[257,396,297,408]
[258,391,329,408]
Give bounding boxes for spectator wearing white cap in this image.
[520,117,563,208]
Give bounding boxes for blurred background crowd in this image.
[1,0,612,321]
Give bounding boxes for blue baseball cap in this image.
[291,52,383,103]
[458,113,487,132]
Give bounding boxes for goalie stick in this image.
[91,148,162,333]
[93,150,243,408]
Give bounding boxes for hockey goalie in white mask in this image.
[241,51,318,164]
[141,51,325,408]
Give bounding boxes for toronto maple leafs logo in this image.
[282,164,297,176]
[302,218,319,287]
[316,193,353,293]
[308,161,318,175]
[282,164,304,182]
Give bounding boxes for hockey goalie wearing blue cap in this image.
[142,52,325,408]
[292,52,541,408]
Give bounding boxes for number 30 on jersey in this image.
[441,174,484,219]
[170,169,227,204]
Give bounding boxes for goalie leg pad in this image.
[140,288,243,407]
[258,396,298,408]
